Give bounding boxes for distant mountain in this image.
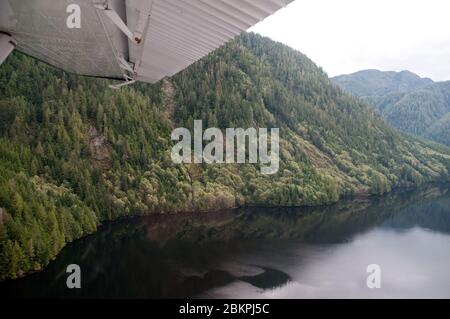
[332,70,450,146]
[332,69,433,97]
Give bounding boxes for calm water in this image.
[2,184,450,299]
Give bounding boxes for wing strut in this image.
[94,1,150,45]
[94,0,153,88]
[109,75,136,90]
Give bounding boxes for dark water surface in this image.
[2,184,450,299]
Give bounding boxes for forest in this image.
[333,70,450,146]
[1,33,450,281]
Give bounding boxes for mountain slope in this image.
[332,69,433,98]
[332,70,450,145]
[1,33,450,280]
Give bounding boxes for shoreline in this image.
[1,180,449,284]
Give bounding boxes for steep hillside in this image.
[1,33,450,280]
[332,70,450,145]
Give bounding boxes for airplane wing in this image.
[0,0,293,86]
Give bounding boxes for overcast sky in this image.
[250,0,450,81]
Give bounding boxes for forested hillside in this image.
[1,33,450,281]
[333,70,450,146]
[332,70,433,97]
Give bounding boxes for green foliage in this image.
[1,33,450,281]
[333,70,450,146]
[332,69,433,97]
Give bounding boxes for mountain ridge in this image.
[332,70,450,146]
[332,69,434,97]
[1,33,450,280]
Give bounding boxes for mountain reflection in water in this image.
[2,184,450,298]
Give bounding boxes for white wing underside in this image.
[0,0,292,84]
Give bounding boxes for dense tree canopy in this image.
[333,70,450,146]
[1,33,450,280]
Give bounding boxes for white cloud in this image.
[250,0,450,81]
